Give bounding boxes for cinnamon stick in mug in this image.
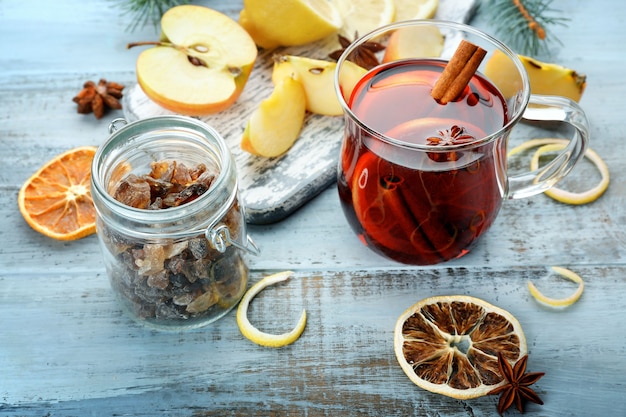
[431,40,487,104]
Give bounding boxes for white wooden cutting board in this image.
[123,0,478,224]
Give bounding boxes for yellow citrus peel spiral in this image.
[236,270,307,348]
[527,266,584,308]
[508,138,609,205]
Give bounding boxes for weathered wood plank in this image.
[1,267,625,415]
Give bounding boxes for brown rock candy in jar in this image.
[101,160,247,324]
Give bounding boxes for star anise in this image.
[329,33,385,70]
[72,79,125,119]
[426,125,476,147]
[425,125,476,162]
[488,352,545,415]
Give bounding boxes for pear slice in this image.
[132,5,258,115]
[241,77,306,158]
[272,55,367,116]
[484,50,587,102]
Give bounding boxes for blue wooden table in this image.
[1,0,625,415]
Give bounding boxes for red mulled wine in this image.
[338,59,509,264]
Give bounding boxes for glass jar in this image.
[91,115,259,330]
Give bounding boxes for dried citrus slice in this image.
[332,0,396,38]
[393,0,439,21]
[394,295,527,399]
[236,271,307,348]
[18,146,98,240]
[528,266,584,308]
[508,138,609,205]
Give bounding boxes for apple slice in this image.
[272,56,341,116]
[484,50,586,102]
[131,5,258,116]
[272,55,367,116]
[241,77,306,158]
[383,25,444,62]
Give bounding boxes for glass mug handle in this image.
[507,95,590,199]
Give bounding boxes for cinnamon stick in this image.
[431,40,487,104]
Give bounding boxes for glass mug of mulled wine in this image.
[334,20,589,265]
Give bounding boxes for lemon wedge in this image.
[236,271,307,348]
[241,0,342,47]
[393,0,439,21]
[332,0,396,38]
[508,138,610,205]
[528,266,584,308]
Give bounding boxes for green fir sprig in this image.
[118,0,189,31]
[482,0,569,57]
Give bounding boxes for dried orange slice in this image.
[18,146,98,240]
[394,295,527,399]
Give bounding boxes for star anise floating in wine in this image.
[73,79,125,119]
[329,33,385,70]
[425,125,476,162]
[426,125,476,147]
[488,352,545,415]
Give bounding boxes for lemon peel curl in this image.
[528,266,584,308]
[508,138,609,205]
[236,271,307,348]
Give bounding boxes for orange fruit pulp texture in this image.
[18,146,98,240]
[394,295,527,399]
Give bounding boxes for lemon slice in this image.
[508,138,610,205]
[528,266,584,308]
[242,0,343,46]
[332,0,396,38]
[394,295,527,399]
[394,0,439,21]
[236,271,307,348]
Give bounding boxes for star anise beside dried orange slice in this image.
[394,295,528,400]
[394,295,546,415]
[488,352,545,415]
[73,79,125,119]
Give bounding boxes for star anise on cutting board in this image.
[488,352,545,415]
[329,33,385,70]
[72,79,125,119]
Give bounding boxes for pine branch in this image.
[482,0,569,57]
[117,0,190,32]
